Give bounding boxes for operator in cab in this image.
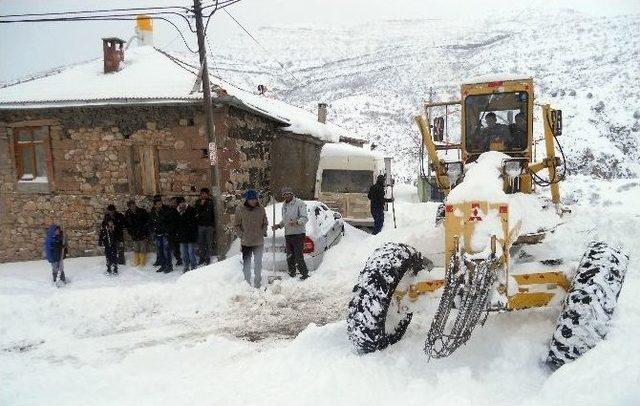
[508,112,528,150]
[481,112,510,149]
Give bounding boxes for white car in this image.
[231,201,345,273]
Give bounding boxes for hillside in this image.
[204,10,640,182]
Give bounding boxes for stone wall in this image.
[0,103,286,262]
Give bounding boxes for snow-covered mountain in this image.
[203,10,640,182]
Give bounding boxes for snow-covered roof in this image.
[320,142,383,159]
[463,74,532,85]
[0,46,359,143]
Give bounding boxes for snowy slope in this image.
[199,9,640,182]
[1,179,639,405]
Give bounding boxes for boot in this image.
[132,252,139,267]
[139,253,147,266]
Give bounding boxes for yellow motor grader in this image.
[347,77,629,368]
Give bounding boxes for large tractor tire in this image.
[547,241,629,369]
[347,243,425,353]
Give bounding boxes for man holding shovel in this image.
[272,187,309,280]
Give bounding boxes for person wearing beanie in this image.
[234,189,268,288]
[272,187,309,280]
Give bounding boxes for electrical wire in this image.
[0,5,190,18]
[0,14,199,53]
[222,7,303,86]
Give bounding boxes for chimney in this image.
[136,15,154,46]
[318,103,328,124]
[102,37,125,74]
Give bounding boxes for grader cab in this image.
[347,77,629,367]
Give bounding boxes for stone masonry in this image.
[0,102,302,263]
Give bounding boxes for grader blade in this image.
[424,254,497,359]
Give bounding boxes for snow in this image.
[447,151,510,204]
[463,74,532,84]
[320,142,382,159]
[0,46,346,143]
[206,10,640,181]
[0,47,198,104]
[1,178,638,405]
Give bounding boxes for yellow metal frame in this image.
[401,78,567,311]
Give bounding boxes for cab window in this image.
[464,92,529,154]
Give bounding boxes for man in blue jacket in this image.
[44,224,68,284]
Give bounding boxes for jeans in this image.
[198,225,214,264]
[154,234,173,271]
[180,242,198,271]
[169,236,181,262]
[241,245,263,288]
[371,207,384,235]
[51,261,66,283]
[285,233,309,276]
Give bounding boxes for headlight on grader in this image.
[444,161,464,187]
[502,158,527,179]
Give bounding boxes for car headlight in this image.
[502,158,527,178]
[444,161,464,187]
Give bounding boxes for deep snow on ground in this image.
[1,179,639,406]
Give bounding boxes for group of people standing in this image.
[97,188,216,276]
[44,179,389,287]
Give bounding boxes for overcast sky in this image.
[1,0,639,83]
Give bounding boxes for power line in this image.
[221,8,304,87]
[0,13,199,53]
[0,5,191,19]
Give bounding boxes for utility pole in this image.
[194,0,224,259]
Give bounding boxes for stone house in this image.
[0,44,362,262]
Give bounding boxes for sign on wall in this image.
[208,142,218,166]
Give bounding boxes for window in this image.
[130,145,159,195]
[465,92,529,153]
[14,126,49,181]
[321,169,373,194]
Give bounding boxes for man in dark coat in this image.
[168,197,183,266]
[99,219,119,275]
[175,196,199,273]
[195,188,215,265]
[124,199,150,267]
[367,174,392,235]
[102,204,126,265]
[150,196,174,273]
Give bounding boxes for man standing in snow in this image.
[98,219,119,275]
[102,205,126,265]
[44,224,68,285]
[234,189,268,288]
[124,199,150,267]
[195,187,215,266]
[368,174,392,235]
[175,196,199,273]
[149,196,174,273]
[272,187,309,280]
[168,197,183,267]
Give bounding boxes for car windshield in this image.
[465,91,529,154]
[321,169,373,193]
